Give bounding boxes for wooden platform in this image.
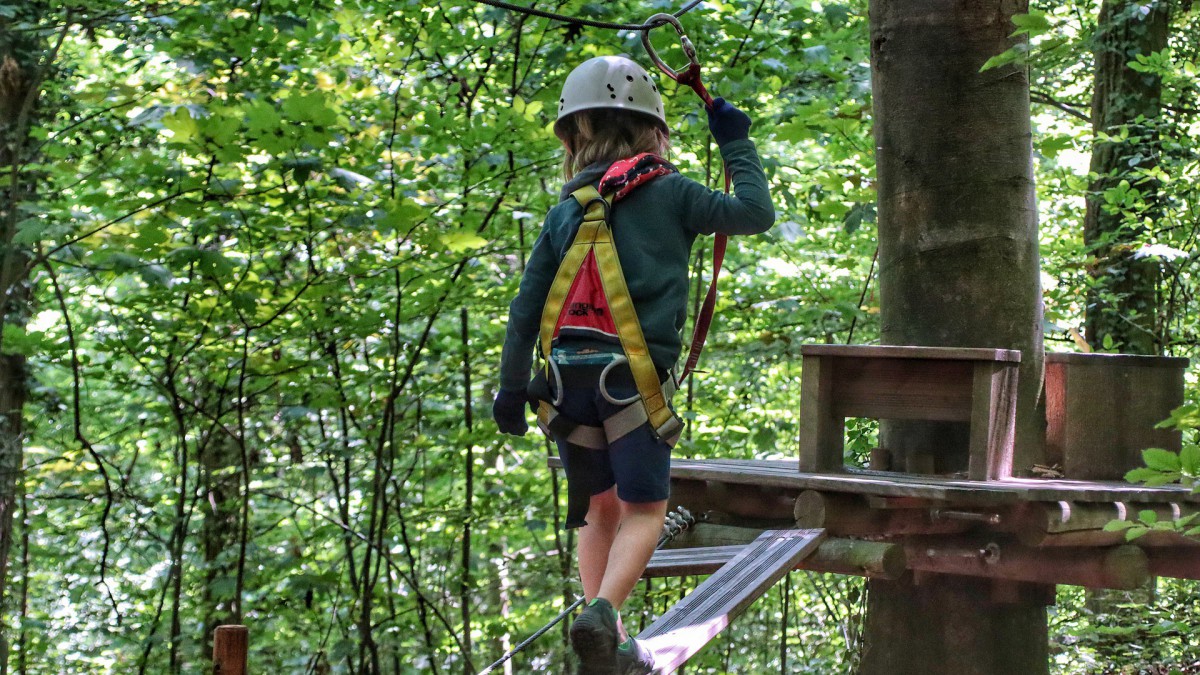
[664,457,1200,504]
[639,529,825,673]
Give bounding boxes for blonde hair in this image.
[557,109,670,180]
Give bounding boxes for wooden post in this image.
[213,625,248,675]
[799,354,844,472]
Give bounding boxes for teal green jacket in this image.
[499,139,775,391]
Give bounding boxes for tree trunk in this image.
[0,8,47,671]
[865,1,1048,673]
[1083,0,1171,355]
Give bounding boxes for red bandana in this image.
[598,153,676,202]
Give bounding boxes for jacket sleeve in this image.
[676,139,776,236]
[498,216,561,391]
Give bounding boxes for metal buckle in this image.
[640,13,700,82]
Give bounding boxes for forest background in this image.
[1,0,1199,673]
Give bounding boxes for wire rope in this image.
[477,507,697,674]
[465,0,706,31]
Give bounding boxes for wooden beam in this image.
[905,538,1149,590]
[649,534,906,580]
[669,478,798,522]
[1145,548,1200,581]
[795,490,971,536]
[1010,501,1200,548]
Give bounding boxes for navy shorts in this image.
[552,378,673,505]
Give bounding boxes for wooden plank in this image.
[661,458,1200,503]
[548,456,1200,503]
[639,529,826,673]
[646,545,744,577]
[800,344,1022,362]
[799,354,844,472]
[647,536,906,580]
[967,361,1018,480]
[830,357,974,422]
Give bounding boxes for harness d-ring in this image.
[547,358,565,407]
[640,13,701,85]
[599,355,641,406]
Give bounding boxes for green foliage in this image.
[4,0,1200,673]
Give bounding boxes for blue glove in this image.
[493,388,529,436]
[706,97,752,146]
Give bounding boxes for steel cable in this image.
[477,507,697,675]
[465,0,706,31]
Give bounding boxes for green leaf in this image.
[1124,467,1166,483]
[1,324,46,357]
[980,43,1030,72]
[1143,448,1181,472]
[1103,520,1135,532]
[377,199,426,233]
[1180,444,1200,475]
[1138,509,1158,525]
[11,217,49,245]
[162,107,199,143]
[1010,11,1051,36]
[441,232,488,253]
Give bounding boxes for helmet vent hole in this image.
[610,94,617,99]
[606,83,615,92]
[626,75,634,82]
[628,96,634,102]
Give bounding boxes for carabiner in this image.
[640,12,700,83]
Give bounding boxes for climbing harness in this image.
[535,162,685,446]
[477,507,697,675]
[641,13,731,382]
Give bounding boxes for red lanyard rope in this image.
[641,15,731,383]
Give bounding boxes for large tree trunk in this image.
[0,8,47,672]
[1083,0,1171,355]
[864,1,1048,673]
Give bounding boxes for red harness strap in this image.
[552,154,677,343]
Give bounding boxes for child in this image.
[493,54,774,674]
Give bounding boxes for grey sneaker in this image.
[616,636,655,674]
[570,598,619,675]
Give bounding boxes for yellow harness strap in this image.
[537,185,682,441]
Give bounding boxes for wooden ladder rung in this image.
[639,529,826,674]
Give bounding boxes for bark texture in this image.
[0,10,43,670]
[865,1,1049,673]
[1084,0,1170,355]
[872,0,1045,475]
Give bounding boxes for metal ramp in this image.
[639,528,826,674]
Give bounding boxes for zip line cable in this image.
[465,0,706,31]
[477,507,697,675]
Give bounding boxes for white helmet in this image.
[554,56,667,136]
